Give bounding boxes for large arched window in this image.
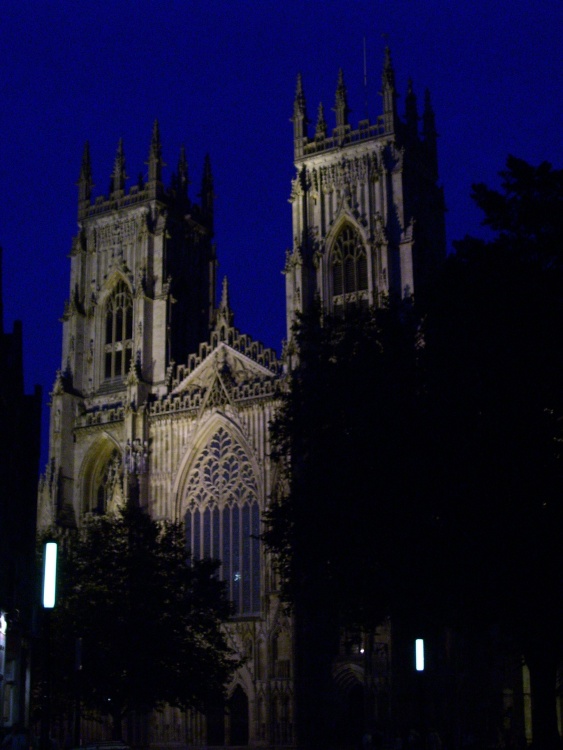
[184,427,261,616]
[331,225,368,312]
[104,280,133,380]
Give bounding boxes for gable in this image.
[171,342,277,397]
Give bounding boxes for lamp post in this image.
[415,638,425,746]
[41,540,58,750]
[0,611,7,728]
[74,637,82,747]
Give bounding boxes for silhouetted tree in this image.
[421,156,563,749]
[39,506,236,740]
[264,299,424,748]
[266,157,563,749]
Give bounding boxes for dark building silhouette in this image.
[0,247,42,729]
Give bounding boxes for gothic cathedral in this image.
[38,50,445,747]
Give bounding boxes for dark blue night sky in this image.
[1,0,562,468]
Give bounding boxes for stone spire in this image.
[315,102,327,140]
[177,145,189,200]
[77,141,93,216]
[405,78,419,143]
[200,154,214,231]
[292,73,308,157]
[216,275,234,328]
[334,68,350,129]
[110,138,127,198]
[147,119,163,187]
[381,47,398,134]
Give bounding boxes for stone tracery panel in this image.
[184,427,261,615]
[331,223,368,312]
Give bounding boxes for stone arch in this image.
[228,684,249,746]
[98,270,134,306]
[323,214,371,310]
[88,273,135,392]
[80,433,123,517]
[100,276,134,381]
[325,211,369,254]
[174,414,263,616]
[173,412,263,518]
[333,663,366,749]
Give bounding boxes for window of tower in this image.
[184,427,261,616]
[332,225,368,311]
[104,281,134,381]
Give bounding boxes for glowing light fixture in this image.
[42,541,58,609]
[415,638,425,671]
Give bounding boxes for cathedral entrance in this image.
[334,681,365,749]
[228,685,249,746]
[347,683,365,749]
[206,701,226,746]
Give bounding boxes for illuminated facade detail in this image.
[104,280,133,380]
[184,428,261,615]
[36,50,448,749]
[331,224,369,312]
[94,448,123,514]
[286,48,446,339]
[37,125,291,746]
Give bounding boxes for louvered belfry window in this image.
[104,281,133,380]
[184,427,261,616]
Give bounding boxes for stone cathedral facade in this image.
[38,50,445,748]
[285,48,444,341]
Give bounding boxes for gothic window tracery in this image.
[331,224,368,313]
[184,427,261,616]
[104,280,133,380]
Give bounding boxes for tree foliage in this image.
[421,156,563,748]
[265,156,563,748]
[264,299,424,631]
[264,300,425,749]
[39,506,236,738]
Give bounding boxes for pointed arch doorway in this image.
[228,685,249,746]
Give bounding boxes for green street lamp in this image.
[41,540,58,750]
[42,541,58,609]
[415,638,425,672]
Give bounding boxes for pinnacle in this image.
[152,118,161,145]
[80,141,92,177]
[220,275,230,310]
[110,138,127,195]
[315,102,327,137]
[294,72,306,113]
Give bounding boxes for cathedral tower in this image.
[40,125,217,522]
[37,50,447,750]
[285,49,446,338]
[38,126,289,748]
